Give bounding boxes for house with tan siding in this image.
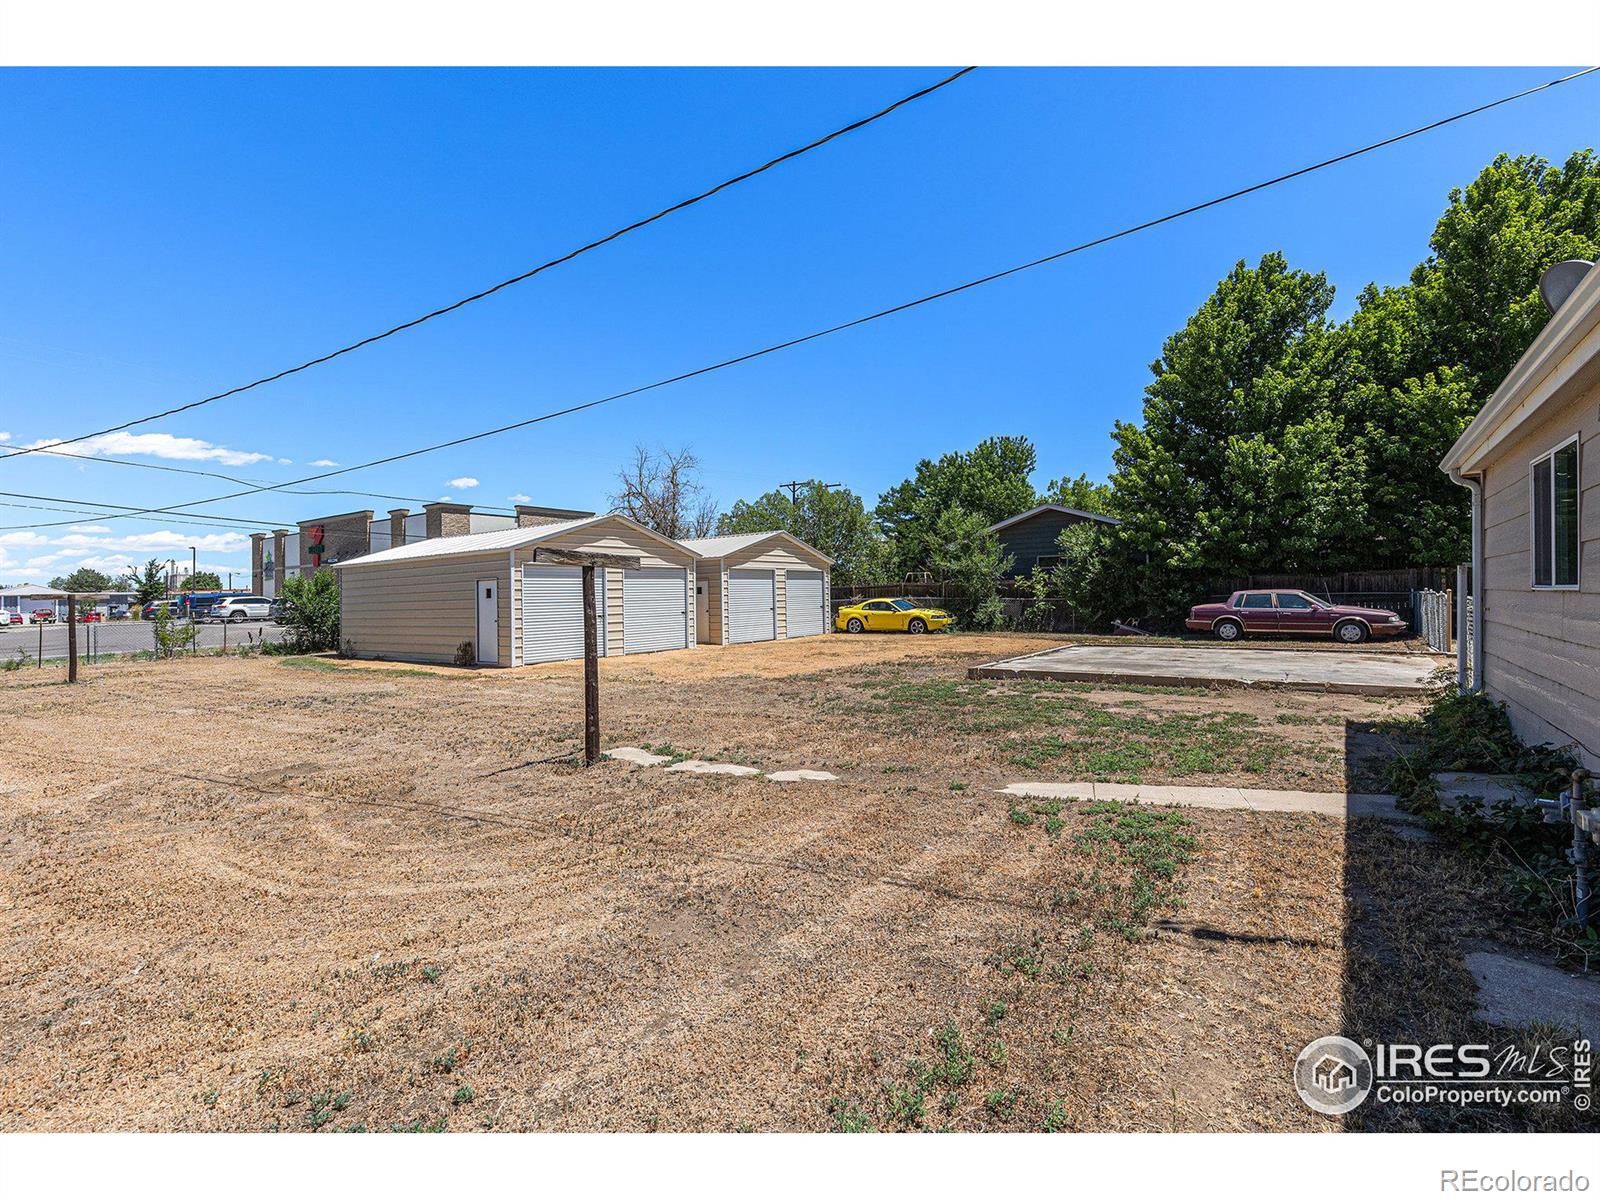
[1441,261,1600,768]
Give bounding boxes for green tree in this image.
[875,436,1039,577]
[124,558,167,607]
[280,569,341,652]
[49,567,113,593]
[715,483,886,585]
[926,505,1013,629]
[1042,472,1114,515]
[188,570,223,591]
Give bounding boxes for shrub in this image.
[279,570,340,653]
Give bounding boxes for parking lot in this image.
[0,633,1566,1132]
[0,619,289,663]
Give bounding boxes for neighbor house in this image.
[986,503,1120,577]
[679,532,832,644]
[328,513,696,667]
[1441,260,1600,768]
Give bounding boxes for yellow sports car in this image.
[835,598,955,634]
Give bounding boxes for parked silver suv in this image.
[211,595,274,623]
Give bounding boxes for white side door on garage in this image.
[623,567,688,653]
[521,564,605,664]
[785,570,826,638]
[727,568,776,643]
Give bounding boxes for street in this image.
[0,620,290,662]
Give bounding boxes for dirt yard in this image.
[0,633,1565,1132]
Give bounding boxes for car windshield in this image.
[889,600,916,611]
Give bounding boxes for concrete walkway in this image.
[997,780,1416,822]
[1466,948,1600,1042]
[604,747,838,783]
[969,643,1440,695]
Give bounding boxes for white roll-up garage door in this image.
[521,565,605,664]
[623,567,688,653]
[785,570,826,638]
[727,569,776,643]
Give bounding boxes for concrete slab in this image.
[1466,949,1600,1042]
[1433,771,1538,808]
[663,759,762,777]
[765,769,839,783]
[998,781,1421,826]
[604,747,672,767]
[968,643,1440,695]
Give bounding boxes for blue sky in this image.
[0,67,1594,583]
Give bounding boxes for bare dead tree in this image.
[609,445,718,540]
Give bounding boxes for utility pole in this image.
[778,479,842,504]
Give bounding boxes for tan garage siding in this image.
[702,568,726,645]
[511,516,696,657]
[693,534,831,644]
[339,552,510,665]
[1476,374,1600,766]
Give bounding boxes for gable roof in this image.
[328,513,693,569]
[1442,261,1600,475]
[679,530,832,565]
[986,503,1120,535]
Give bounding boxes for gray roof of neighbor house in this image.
[0,584,72,598]
[986,503,1120,534]
[328,513,685,569]
[680,530,832,563]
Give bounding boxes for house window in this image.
[1531,436,1580,588]
[1035,556,1061,572]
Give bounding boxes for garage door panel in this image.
[786,570,825,638]
[728,569,776,644]
[623,568,687,654]
[522,565,605,664]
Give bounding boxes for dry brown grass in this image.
[0,634,1560,1132]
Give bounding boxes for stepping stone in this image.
[663,759,762,777]
[998,782,1421,825]
[765,769,839,783]
[604,747,671,767]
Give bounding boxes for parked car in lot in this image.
[31,608,56,624]
[210,595,273,623]
[268,598,286,623]
[1186,589,1408,644]
[835,598,954,634]
[141,601,175,621]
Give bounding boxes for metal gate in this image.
[622,568,687,653]
[727,569,776,644]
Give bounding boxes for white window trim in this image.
[1529,433,1581,591]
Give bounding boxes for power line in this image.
[8,442,517,513]
[0,67,976,467]
[0,489,284,530]
[4,65,1595,536]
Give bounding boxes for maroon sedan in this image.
[1186,589,1408,644]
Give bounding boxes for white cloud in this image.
[508,493,532,503]
[0,431,11,442]
[436,495,452,502]
[24,431,276,467]
[447,477,479,490]
[0,531,50,547]
[68,525,114,534]
[310,459,339,467]
[54,531,248,553]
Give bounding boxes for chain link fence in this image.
[0,617,291,673]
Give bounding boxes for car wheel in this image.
[908,617,928,634]
[230,610,247,623]
[846,617,864,634]
[1214,618,1243,642]
[1334,620,1368,644]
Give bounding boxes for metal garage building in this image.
[331,514,697,666]
[681,532,832,645]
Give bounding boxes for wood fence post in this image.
[583,564,600,766]
[66,594,78,683]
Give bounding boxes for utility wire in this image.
[0,67,977,466]
[4,65,1594,535]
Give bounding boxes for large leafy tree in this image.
[124,558,167,606]
[49,567,113,593]
[715,483,885,585]
[1042,472,1114,515]
[187,570,223,591]
[875,435,1039,577]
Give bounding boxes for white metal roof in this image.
[986,503,1120,534]
[680,530,832,564]
[329,513,691,569]
[0,584,72,598]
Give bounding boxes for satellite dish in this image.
[1539,259,1596,314]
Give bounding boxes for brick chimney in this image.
[516,504,595,528]
[423,501,472,539]
[388,508,409,546]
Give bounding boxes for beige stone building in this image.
[1442,261,1600,767]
